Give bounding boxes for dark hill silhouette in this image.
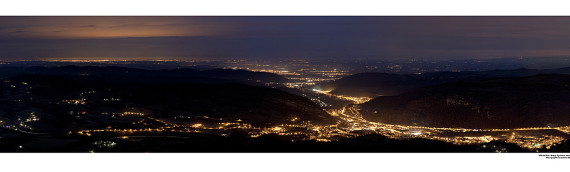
[322,67,570,97]
[2,74,334,130]
[359,74,570,129]
[113,82,335,126]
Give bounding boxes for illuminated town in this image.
[68,97,570,151]
[2,65,558,151]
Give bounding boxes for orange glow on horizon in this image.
[0,17,226,39]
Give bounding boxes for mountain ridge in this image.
[358,74,570,128]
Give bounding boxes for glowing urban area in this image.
[2,58,570,152]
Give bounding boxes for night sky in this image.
[2,16,570,60]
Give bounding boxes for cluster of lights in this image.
[312,89,372,104]
[92,141,118,148]
[120,112,145,116]
[59,99,86,105]
[103,98,121,102]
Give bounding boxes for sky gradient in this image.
[2,16,570,60]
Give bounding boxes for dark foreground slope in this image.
[93,134,527,152]
[359,74,570,129]
[112,82,334,125]
[0,74,334,133]
[0,129,528,152]
[323,67,570,97]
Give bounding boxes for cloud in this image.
[11,30,28,33]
